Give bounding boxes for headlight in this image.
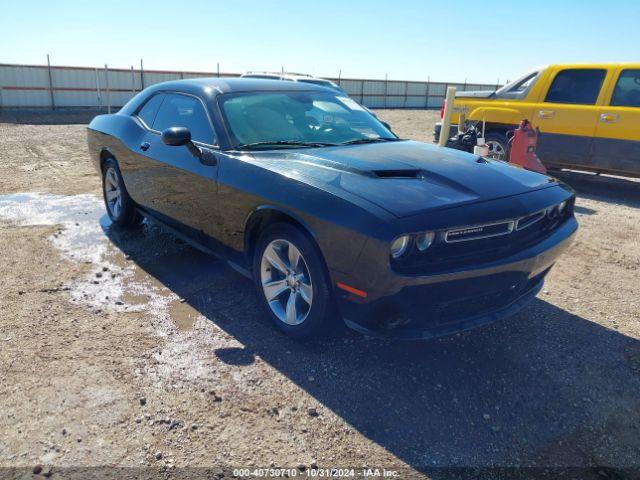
[558,200,567,214]
[390,235,411,258]
[416,232,435,251]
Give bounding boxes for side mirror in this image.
[381,121,392,131]
[161,126,204,160]
[161,127,191,146]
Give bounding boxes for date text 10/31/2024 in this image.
[233,468,400,478]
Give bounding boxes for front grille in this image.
[392,200,574,275]
[445,220,514,243]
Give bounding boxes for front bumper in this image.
[336,216,578,340]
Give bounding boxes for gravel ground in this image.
[0,109,639,479]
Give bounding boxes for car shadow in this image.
[105,220,640,477]
[551,170,640,209]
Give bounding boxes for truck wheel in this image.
[485,132,510,161]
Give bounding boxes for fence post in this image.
[360,79,365,105]
[140,59,145,89]
[46,54,55,110]
[403,81,408,108]
[424,76,430,108]
[95,68,102,109]
[131,66,135,95]
[0,86,3,111]
[384,73,388,108]
[105,64,111,114]
[217,63,220,77]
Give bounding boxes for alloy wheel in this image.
[104,167,122,219]
[260,239,313,325]
[485,140,506,160]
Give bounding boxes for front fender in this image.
[466,106,523,126]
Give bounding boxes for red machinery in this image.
[509,120,547,174]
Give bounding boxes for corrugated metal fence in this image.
[0,63,500,110]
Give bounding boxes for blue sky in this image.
[3,0,638,83]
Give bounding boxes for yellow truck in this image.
[434,63,640,178]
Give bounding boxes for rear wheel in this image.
[102,158,140,227]
[253,223,334,339]
[485,132,510,161]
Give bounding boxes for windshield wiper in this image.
[237,140,334,150]
[335,137,401,146]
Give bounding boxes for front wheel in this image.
[485,132,510,161]
[253,223,334,339]
[102,158,140,227]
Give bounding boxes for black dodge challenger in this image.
[87,78,578,340]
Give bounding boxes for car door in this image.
[121,92,166,209]
[592,67,640,176]
[138,92,220,237]
[534,67,607,167]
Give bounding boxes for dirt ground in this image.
[0,109,639,479]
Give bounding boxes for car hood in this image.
[248,140,557,218]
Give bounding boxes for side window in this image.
[152,94,215,144]
[545,69,606,105]
[611,69,640,107]
[136,93,164,128]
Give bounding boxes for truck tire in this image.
[485,132,510,161]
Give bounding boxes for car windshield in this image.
[218,91,396,149]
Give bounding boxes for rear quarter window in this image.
[545,69,606,105]
[135,93,164,127]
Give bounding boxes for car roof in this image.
[242,72,337,84]
[118,77,337,116]
[547,63,640,69]
[147,77,334,97]
[241,72,283,78]
[119,77,336,115]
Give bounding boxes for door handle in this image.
[140,142,150,151]
[538,110,555,120]
[599,113,619,123]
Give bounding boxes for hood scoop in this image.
[372,169,423,179]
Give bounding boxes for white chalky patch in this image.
[0,192,245,385]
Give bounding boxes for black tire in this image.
[101,158,140,228]
[485,131,510,161]
[253,223,334,339]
